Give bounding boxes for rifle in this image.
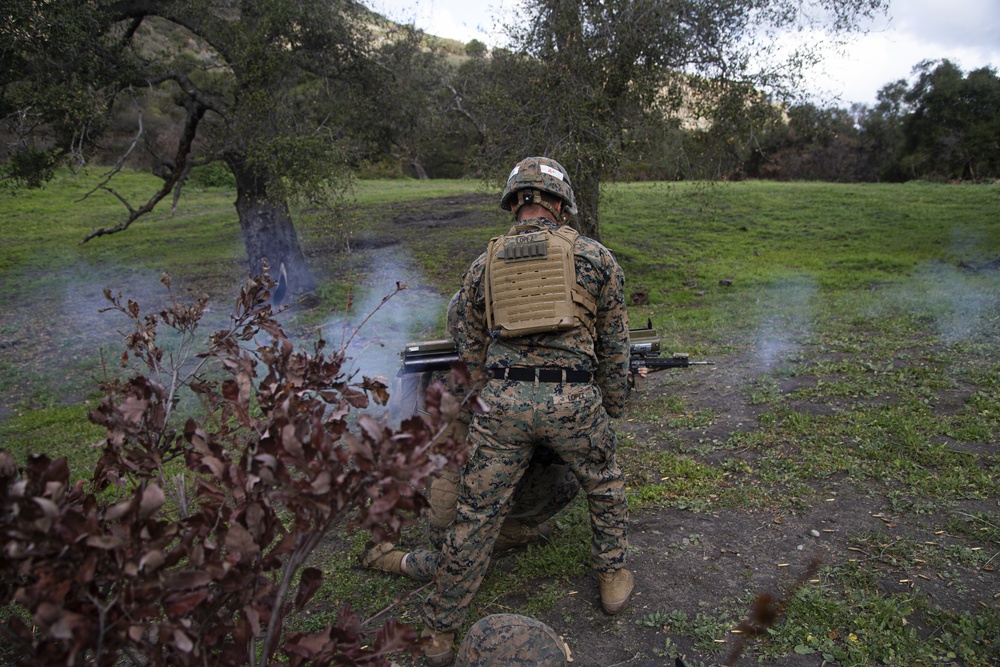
[628,319,715,375]
[397,319,713,377]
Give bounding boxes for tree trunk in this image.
[572,166,602,242]
[411,156,429,180]
[230,157,316,301]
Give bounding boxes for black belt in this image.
[489,367,592,383]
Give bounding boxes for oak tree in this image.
[901,59,1000,181]
[1,0,386,297]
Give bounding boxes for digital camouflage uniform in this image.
[422,214,630,633]
[391,615,569,667]
[388,293,581,582]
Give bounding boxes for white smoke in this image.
[64,267,239,393]
[322,247,446,385]
[61,265,188,360]
[753,275,818,371]
[879,261,1000,346]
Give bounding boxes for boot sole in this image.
[602,591,633,615]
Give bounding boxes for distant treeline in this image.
[38,52,993,186]
[580,58,1000,184]
[738,59,1000,183]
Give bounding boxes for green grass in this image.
[1,169,242,286]
[2,172,998,665]
[350,178,487,205]
[0,403,105,473]
[604,180,1000,345]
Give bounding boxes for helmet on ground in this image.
[455,614,570,667]
[500,157,578,220]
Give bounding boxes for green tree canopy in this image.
[853,60,1000,182]
[901,59,1000,181]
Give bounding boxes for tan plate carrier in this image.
[485,224,596,338]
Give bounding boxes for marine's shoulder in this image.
[467,249,489,272]
[573,232,610,251]
[572,232,618,266]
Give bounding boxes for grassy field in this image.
[1,171,998,665]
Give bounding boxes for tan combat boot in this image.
[420,627,455,667]
[493,519,553,552]
[597,568,635,615]
[359,541,407,575]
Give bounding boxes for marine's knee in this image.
[428,467,461,528]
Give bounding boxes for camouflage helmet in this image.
[455,614,570,667]
[500,157,578,220]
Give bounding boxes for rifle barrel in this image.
[400,354,461,374]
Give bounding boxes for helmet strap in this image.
[512,189,564,222]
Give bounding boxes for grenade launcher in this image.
[397,320,713,377]
[626,320,715,375]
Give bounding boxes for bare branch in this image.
[444,84,486,140]
[81,99,206,243]
[78,102,145,203]
[360,582,433,630]
[101,187,138,217]
[120,16,145,45]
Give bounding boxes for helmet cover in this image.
[455,614,569,667]
[500,157,578,217]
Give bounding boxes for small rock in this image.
[811,529,821,538]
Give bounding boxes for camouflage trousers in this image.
[423,378,629,632]
[405,460,580,582]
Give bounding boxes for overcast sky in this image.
[361,0,1000,106]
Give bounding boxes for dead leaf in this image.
[139,484,166,519]
[295,567,323,611]
[225,522,260,562]
[173,628,194,653]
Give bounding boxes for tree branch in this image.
[81,99,206,243]
[77,101,145,204]
[444,84,486,140]
[107,0,238,65]
[150,71,230,116]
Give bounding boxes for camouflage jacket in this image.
[451,217,630,417]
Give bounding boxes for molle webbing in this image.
[485,225,595,338]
